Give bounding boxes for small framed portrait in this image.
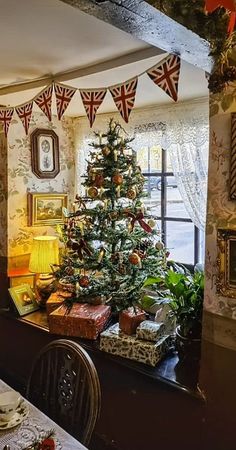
[30,128,60,179]
[8,284,39,316]
[28,192,68,226]
[217,228,236,298]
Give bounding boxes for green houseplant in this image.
[141,267,204,359]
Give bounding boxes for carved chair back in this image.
[26,339,101,446]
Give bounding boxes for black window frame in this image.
[143,147,200,266]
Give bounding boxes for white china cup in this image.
[0,391,21,422]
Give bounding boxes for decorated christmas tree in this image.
[56,119,168,312]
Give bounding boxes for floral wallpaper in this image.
[0,132,7,259]
[205,83,236,318]
[7,112,75,260]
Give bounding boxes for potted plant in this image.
[141,266,204,360]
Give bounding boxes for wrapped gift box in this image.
[136,320,165,342]
[100,323,170,366]
[48,303,111,339]
[119,307,146,335]
[46,292,66,315]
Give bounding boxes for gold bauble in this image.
[127,188,136,200]
[147,219,156,229]
[155,241,164,250]
[102,146,111,156]
[88,186,99,198]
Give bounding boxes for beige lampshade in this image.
[29,236,59,274]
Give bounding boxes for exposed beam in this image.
[0,46,163,96]
[59,0,213,73]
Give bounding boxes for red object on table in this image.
[119,307,146,336]
[40,437,55,450]
[48,303,111,339]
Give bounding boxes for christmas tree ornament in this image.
[116,186,121,198]
[102,146,111,156]
[155,241,164,250]
[65,266,75,276]
[112,172,123,185]
[147,219,156,229]
[129,252,142,268]
[127,187,136,200]
[113,149,118,161]
[94,173,104,188]
[79,275,90,287]
[89,168,97,181]
[98,247,105,263]
[88,186,99,198]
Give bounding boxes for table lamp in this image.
[29,236,59,307]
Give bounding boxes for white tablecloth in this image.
[0,379,87,450]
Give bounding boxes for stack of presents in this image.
[47,292,173,367]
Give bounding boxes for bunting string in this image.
[0,52,182,136]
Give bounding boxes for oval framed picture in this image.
[31,128,60,179]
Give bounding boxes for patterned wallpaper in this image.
[205,83,236,318]
[0,132,7,259]
[7,112,75,260]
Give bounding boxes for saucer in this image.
[0,399,28,430]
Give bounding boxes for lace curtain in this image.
[74,98,209,230]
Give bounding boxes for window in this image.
[137,144,201,266]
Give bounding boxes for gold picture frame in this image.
[28,192,68,226]
[8,284,39,316]
[217,228,236,298]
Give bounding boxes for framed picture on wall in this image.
[217,228,236,298]
[8,284,39,316]
[30,128,60,179]
[27,192,68,226]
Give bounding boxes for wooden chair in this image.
[26,339,101,446]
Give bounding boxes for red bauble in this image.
[79,275,90,287]
[94,173,104,188]
[128,252,141,265]
[112,172,123,185]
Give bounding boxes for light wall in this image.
[7,112,75,269]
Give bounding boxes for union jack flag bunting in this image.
[54,82,76,120]
[15,101,33,135]
[147,54,181,102]
[34,85,53,121]
[80,89,107,128]
[0,108,14,137]
[109,77,138,123]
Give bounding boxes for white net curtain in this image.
[75,98,209,231]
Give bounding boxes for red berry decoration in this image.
[79,275,90,287]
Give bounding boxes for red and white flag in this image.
[54,82,76,120]
[147,54,181,102]
[15,101,33,135]
[109,77,137,123]
[0,108,14,137]
[34,85,53,121]
[80,89,107,128]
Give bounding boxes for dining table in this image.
[0,379,87,450]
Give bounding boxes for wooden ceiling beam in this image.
[59,0,213,73]
[0,46,163,96]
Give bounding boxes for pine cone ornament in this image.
[140,239,152,251]
[127,188,136,200]
[64,266,75,276]
[94,173,104,188]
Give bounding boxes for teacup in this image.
[0,391,21,422]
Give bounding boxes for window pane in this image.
[137,146,162,173]
[142,176,161,217]
[166,177,190,219]
[166,221,194,264]
[166,150,173,171]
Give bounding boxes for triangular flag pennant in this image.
[0,108,14,137]
[80,88,107,128]
[54,82,76,120]
[15,101,33,135]
[109,77,137,123]
[34,85,53,121]
[147,54,181,102]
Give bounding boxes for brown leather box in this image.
[48,303,111,339]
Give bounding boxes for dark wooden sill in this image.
[1,309,204,402]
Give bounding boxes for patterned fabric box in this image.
[100,323,170,366]
[48,303,111,339]
[136,320,165,342]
